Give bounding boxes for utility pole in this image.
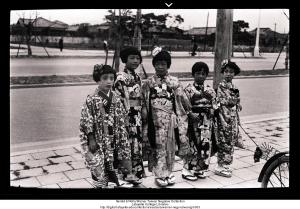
[133,9,142,51]
[114,9,122,72]
[273,23,277,52]
[203,12,209,52]
[253,9,261,57]
[213,9,233,90]
[229,10,234,57]
[285,33,289,70]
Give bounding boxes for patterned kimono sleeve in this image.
[114,72,129,97]
[207,86,218,110]
[140,80,150,141]
[183,84,193,103]
[174,81,190,156]
[79,96,94,152]
[115,97,131,161]
[217,85,230,107]
[175,81,192,113]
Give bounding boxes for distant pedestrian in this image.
[191,43,198,56]
[79,64,134,188]
[103,40,108,64]
[214,59,242,178]
[58,38,63,52]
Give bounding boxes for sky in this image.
[10,9,290,33]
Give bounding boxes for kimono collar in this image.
[95,87,113,113]
[155,72,169,80]
[220,79,234,88]
[193,82,204,91]
[124,67,140,82]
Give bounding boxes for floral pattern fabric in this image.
[215,79,242,166]
[183,82,217,171]
[141,74,190,178]
[79,87,131,187]
[114,68,145,179]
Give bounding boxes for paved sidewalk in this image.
[10,115,289,189]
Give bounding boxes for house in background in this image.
[249,27,287,47]
[12,17,68,36]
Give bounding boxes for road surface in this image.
[10,77,289,145]
[10,55,287,77]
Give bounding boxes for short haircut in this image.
[152,50,171,68]
[192,62,209,76]
[120,46,142,64]
[93,64,116,82]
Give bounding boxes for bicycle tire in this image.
[261,155,289,188]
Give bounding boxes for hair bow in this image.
[221,59,229,69]
[152,46,162,56]
[94,64,104,73]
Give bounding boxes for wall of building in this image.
[10,35,103,44]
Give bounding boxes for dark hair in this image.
[152,50,171,68]
[192,62,209,76]
[221,60,241,75]
[120,46,142,64]
[93,64,116,82]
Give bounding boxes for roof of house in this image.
[249,27,285,36]
[184,27,216,36]
[16,17,68,29]
[66,25,80,32]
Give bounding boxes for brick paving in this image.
[10,117,289,189]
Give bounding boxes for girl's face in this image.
[223,67,235,82]
[97,73,115,92]
[194,69,207,84]
[154,60,168,77]
[126,55,141,70]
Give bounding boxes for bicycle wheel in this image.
[261,155,289,188]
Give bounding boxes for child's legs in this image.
[216,127,234,166]
[90,164,108,188]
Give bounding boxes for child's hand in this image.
[88,136,99,154]
[188,112,200,122]
[237,104,242,111]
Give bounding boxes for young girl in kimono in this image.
[183,62,217,181]
[214,59,242,178]
[79,64,133,188]
[141,48,191,187]
[113,47,145,185]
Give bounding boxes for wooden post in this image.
[114,9,121,72]
[285,34,289,70]
[133,9,142,51]
[203,12,209,52]
[213,9,233,90]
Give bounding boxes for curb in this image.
[10,113,288,156]
[10,74,289,89]
[10,55,267,59]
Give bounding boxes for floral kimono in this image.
[141,73,190,179]
[215,79,242,166]
[114,68,145,179]
[183,82,217,172]
[79,87,131,187]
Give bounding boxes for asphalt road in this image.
[10,77,289,145]
[10,55,286,77]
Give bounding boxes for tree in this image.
[77,23,90,37]
[233,20,249,33]
[233,20,251,46]
[167,14,184,28]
